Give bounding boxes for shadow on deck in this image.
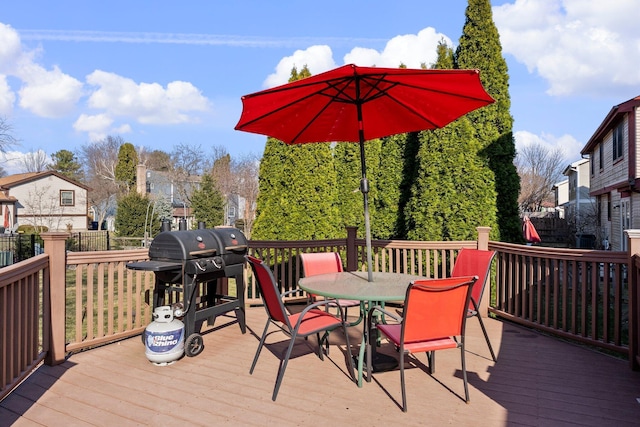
[2,306,640,426]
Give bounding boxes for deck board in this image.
[2,307,640,426]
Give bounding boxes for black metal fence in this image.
[0,231,115,267]
[0,233,45,266]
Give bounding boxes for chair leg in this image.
[316,332,325,360]
[475,313,496,362]
[400,350,407,412]
[273,332,299,401]
[250,321,270,374]
[471,300,497,362]
[460,343,469,403]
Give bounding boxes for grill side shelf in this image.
[126,261,183,272]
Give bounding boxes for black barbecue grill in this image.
[127,226,248,357]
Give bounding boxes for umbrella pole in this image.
[359,140,374,282]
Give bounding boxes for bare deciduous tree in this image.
[234,154,260,237]
[78,135,123,227]
[516,142,566,213]
[20,150,49,173]
[0,116,19,153]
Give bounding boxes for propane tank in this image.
[144,305,184,365]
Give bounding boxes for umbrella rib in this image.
[237,77,355,131]
[288,78,356,143]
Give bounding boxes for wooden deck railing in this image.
[488,242,630,356]
[2,227,640,400]
[0,254,49,401]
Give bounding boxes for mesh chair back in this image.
[451,248,496,308]
[246,255,290,327]
[300,252,344,276]
[402,276,475,343]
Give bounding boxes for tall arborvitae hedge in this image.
[251,66,341,241]
[334,138,383,240]
[403,41,498,241]
[455,0,521,242]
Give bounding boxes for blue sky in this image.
[1,0,639,174]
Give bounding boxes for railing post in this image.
[346,226,357,272]
[625,229,640,370]
[476,226,491,315]
[42,232,70,366]
[476,226,490,250]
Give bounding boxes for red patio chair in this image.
[451,248,497,361]
[367,275,477,411]
[300,252,362,324]
[246,255,355,401]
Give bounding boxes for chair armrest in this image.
[281,289,304,298]
[367,305,402,326]
[290,299,346,330]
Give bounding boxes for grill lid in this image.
[149,229,220,262]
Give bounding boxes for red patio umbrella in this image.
[3,205,10,229]
[523,216,541,244]
[235,64,495,281]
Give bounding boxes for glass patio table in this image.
[298,271,424,387]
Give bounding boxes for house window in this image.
[613,121,624,161]
[60,190,75,206]
[596,195,601,226]
[607,193,611,221]
[228,207,236,217]
[598,143,603,170]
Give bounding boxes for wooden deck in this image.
[2,306,640,426]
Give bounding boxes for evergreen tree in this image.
[115,142,139,194]
[334,138,382,240]
[373,134,404,239]
[406,117,497,241]
[252,65,341,241]
[190,173,224,228]
[48,149,84,181]
[455,0,521,242]
[404,40,497,242]
[115,192,158,237]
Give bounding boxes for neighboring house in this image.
[552,179,569,219]
[0,171,90,231]
[224,193,246,227]
[561,158,596,248]
[135,165,246,230]
[581,95,640,251]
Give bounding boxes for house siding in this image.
[582,96,640,251]
[10,175,88,231]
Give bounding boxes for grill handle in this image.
[189,248,217,257]
[225,245,248,252]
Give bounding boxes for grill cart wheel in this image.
[185,333,204,357]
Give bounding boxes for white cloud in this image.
[86,70,210,124]
[263,45,336,88]
[0,23,83,118]
[494,0,640,97]
[263,27,452,88]
[0,75,15,114]
[344,27,451,69]
[73,113,133,142]
[514,130,583,163]
[0,23,22,74]
[17,64,83,117]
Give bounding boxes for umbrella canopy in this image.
[523,216,541,244]
[235,64,495,281]
[3,205,9,229]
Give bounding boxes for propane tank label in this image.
[146,329,184,353]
